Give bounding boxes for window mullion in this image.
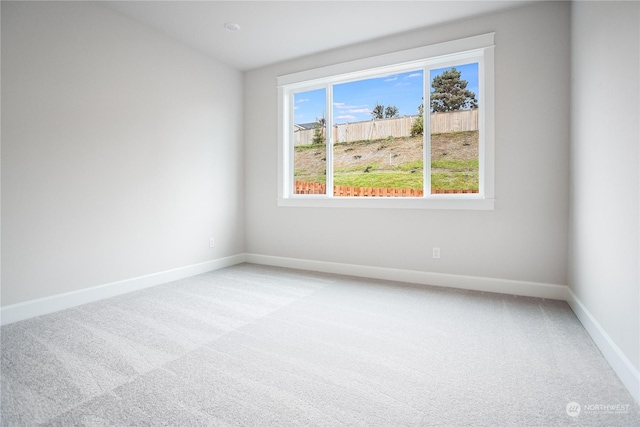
[424,68,431,198]
[325,84,334,197]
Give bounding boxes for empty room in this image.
[1,0,639,425]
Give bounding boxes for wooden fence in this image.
[430,110,478,134]
[333,116,417,143]
[294,110,478,146]
[294,181,478,196]
[295,127,323,146]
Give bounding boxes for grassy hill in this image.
[294,131,479,191]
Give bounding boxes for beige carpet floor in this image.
[2,263,639,426]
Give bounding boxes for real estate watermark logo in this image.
[566,402,581,417]
[566,401,630,417]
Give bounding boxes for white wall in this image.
[244,2,570,286]
[569,0,639,375]
[1,1,244,306]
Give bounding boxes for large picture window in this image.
[278,34,495,209]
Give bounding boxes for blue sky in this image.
[293,63,478,126]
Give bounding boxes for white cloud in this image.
[407,73,422,78]
[334,102,368,109]
[296,98,310,103]
[335,115,357,121]
[335,102,370,113]
[384,76,398,82]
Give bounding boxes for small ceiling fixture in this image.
[224,22,240,32]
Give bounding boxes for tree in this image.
[384,105,399,118]
[371,103,385,120]
[312,116,326,144]
[410,103,424,136]
[371,103,399,119]
[430,67,477,112]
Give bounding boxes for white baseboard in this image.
[244,253,568,300]
[566,288,640,405]
[0,254,246,326]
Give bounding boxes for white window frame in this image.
[277,33,495,210]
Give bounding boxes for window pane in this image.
[429,63,479,195]
[331,70,424,197]
[293,88,326,195]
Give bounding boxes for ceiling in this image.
[100,1,536,71]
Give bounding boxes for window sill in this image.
[277,196,495,210]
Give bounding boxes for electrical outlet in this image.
[209,237,215,248]
[432,247,440,259]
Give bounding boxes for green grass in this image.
[430,159,478,190]
[294,170,326,184]
[333,137,405,149]
[295,143,326,151]
[431,171,478,190]
[297,170,477,191]
[334,162,381,174]
[334,171,422,189]
[431,158,478,171]
[394,160,423,171]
